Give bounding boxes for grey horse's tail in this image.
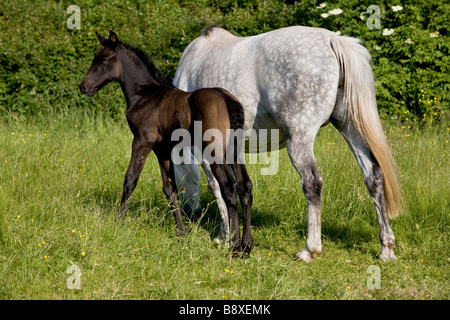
[330,36,403,219]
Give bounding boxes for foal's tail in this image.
[214,88,245,162]
[330,36,403,219]
[216,88,245,132]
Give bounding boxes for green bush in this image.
[0,0,448,123]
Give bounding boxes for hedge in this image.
[0,0,448,124]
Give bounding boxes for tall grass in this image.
[0,111,448,299]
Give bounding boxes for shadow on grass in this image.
[294,215,380,258]
[85,185,380,259]
[190,186,284,241]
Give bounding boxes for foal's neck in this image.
[117,47,160,108]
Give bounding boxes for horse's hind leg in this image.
[232,163,254,254]
[332,120,396,261]
[285,136,324,262]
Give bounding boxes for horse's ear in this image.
[96,32,107,45]
[109,31,119,44]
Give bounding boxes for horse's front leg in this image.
[158,158,186,235]
[118,137,153,219]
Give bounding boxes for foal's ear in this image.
[108,31,119,44]
[96,31,108,45]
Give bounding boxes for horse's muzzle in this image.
[79,81,96,97]
[79,82,86,94]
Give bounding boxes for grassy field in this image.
[0,110,448,300]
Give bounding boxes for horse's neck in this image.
[118,51,155,108]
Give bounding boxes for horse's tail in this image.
[212,87,245,131]
[330,36,402,219]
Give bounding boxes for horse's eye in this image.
[102,56,114,65]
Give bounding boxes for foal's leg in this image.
[119,137,153,218]
[333,121,396,261]
[285,136,324,262]
[201,159,230,244]
[210,163,241,251]
[158,158,186,235]
[232,163,253,254]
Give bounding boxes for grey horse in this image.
[173,26,402,262]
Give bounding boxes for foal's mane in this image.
[121,42,172,86]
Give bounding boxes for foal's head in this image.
[80,31,122,96]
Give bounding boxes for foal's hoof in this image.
[117,210,127,220]
[176,229,188,237]
[242,240,254,255]
[230,241,253,258]
[231,242,242,254]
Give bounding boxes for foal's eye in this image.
[102,55,114,65]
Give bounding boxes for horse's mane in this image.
[121,42,172,86]
[202,25,221,37]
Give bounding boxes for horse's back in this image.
[174,26,342,137]
[174,26,339,89]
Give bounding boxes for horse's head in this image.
[80,31,122,96]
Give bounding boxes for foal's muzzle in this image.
[79,81,96,97]
[79,82,87,94]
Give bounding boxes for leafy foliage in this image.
[0,0,448,123]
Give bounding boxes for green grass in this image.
[0,111,448,300]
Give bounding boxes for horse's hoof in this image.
[232,242,242,253]
[213,232,230,246]
[295,249,314,262]
[242,240,253,255]
[380,247,397,262]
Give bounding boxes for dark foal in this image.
[80,31,253,254]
